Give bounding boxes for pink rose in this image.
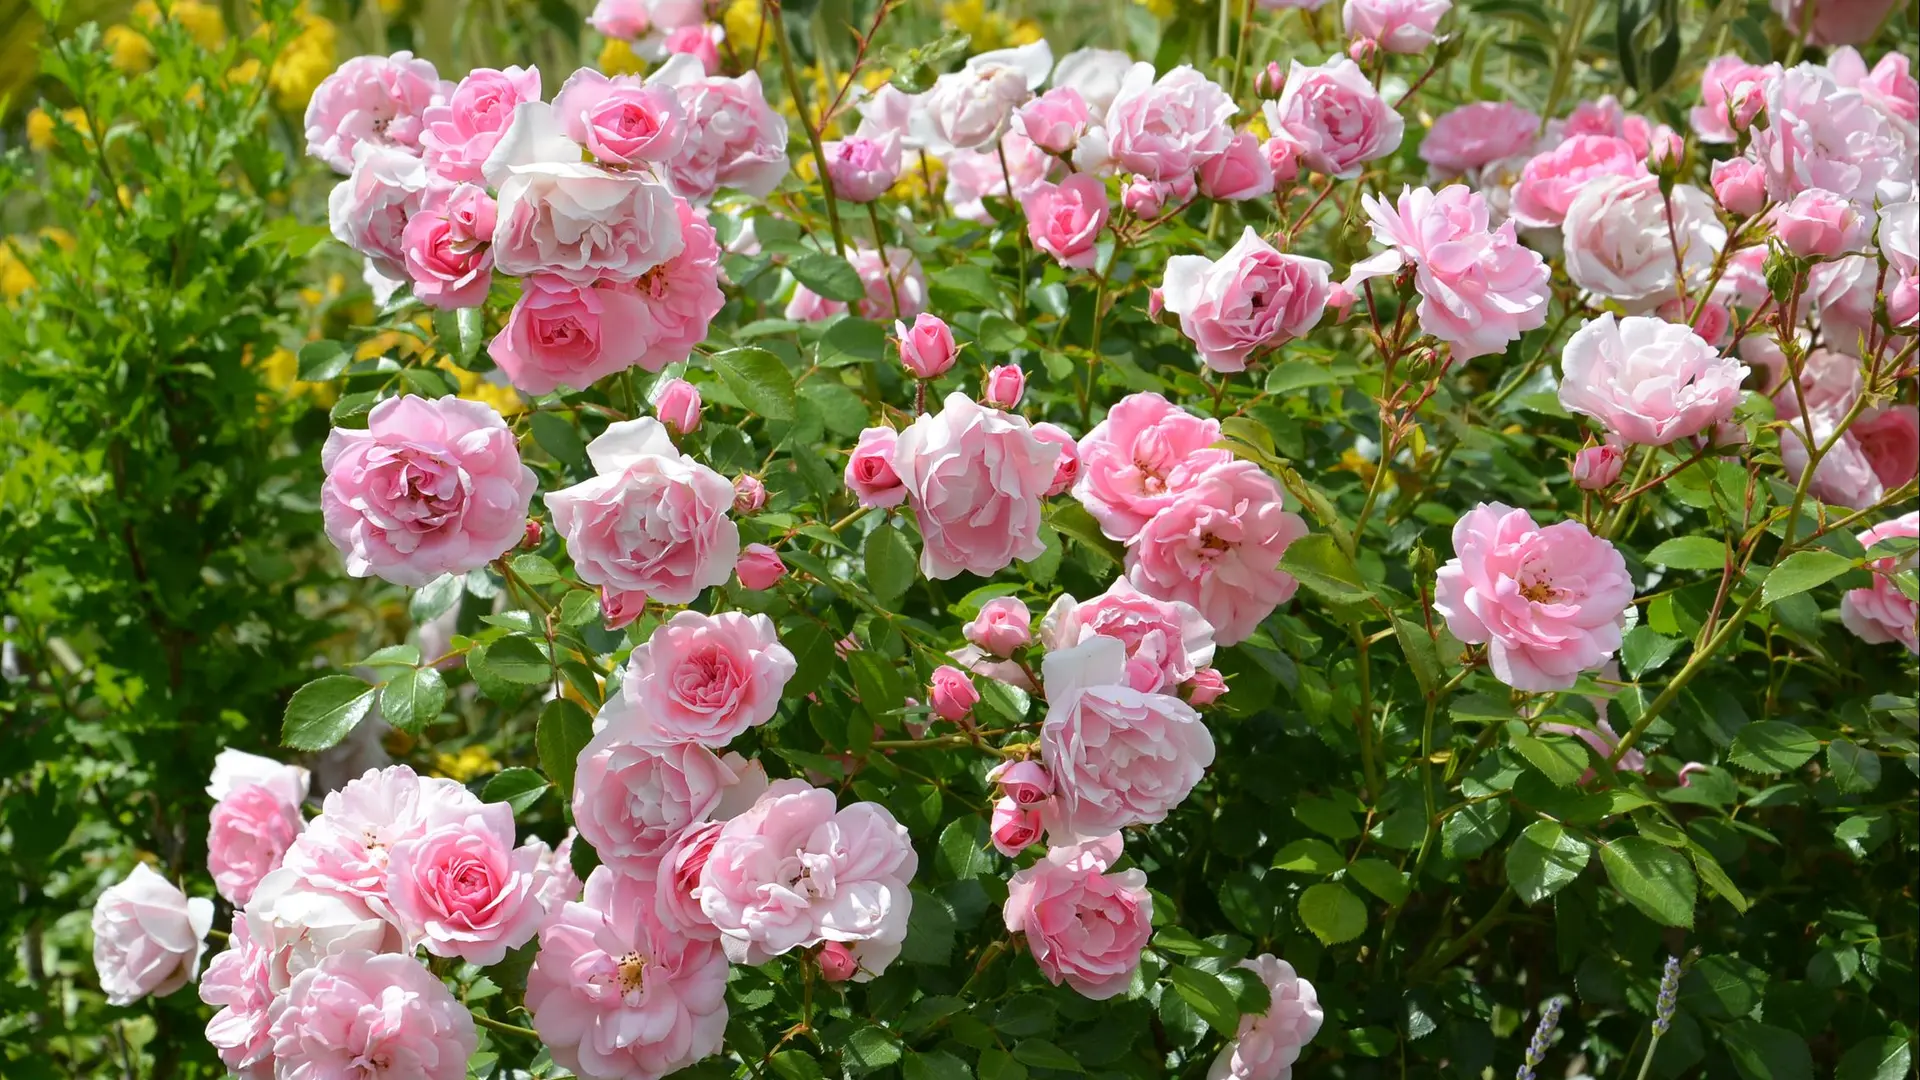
[1654,295,1733,347]
[1809,254,1879,356]
[736,543,787,590]
[304,51,445,173]
[600,610,797,746]
[733,474,768,513]
[385,801,549,965]
[1054,47,1134,114]
[1507,134,1646,229]
[1040,577,1217,693]
[984,363,1027,408]
[1265,136,1302,185]
[943,132,1060,222]
[823,132,903,203]
[242,868,402,992]
[654,376,703,434]
[1558,314,1748,446]
[1882,199,1919,328]
[1834,48,1919,126]
[965,596,1033,657]
[898,313,958,378]
[991,797,1044,857]
[1122,173,1194,217]
[1690,56,1780,143]
[268,952,475,1080]
[490,275,654,395]
[631,197,727,371]
[207,748,310,804]
[1198,130,1277,201]
[1343,0,1451,53]
[401,182,495,309]
[199,922,273,1080]
[278,765,480,910]
[1265,56,1405,179]
[1186,667,1228,705]
[550,68,687,166]
[1770,0,1902,46]
[1126,459,1309,646]
[528,867,730,1080]
[1775,187,1863,258]
[1571,443,1626,490]
[1209,954,1325,1080]
[1418,101,1539,176]
[662,24,724,74]
[534,831,584,913]
[572,734,747,878]
[1710,157,1768,216]
[208,782,305,907]
[648,56,791,200]
[845,426,907,508]
[587,0,702,37]
[989,760,1055,806]
[91,863,213,1006]
[1072,391,1231,541]
[545,418,740,604]
[696,779,918,976]
[1778,356,1919,508]
[421,65,541,183]
[327,143,429,283]
[1016,86,1093,153]
[653,820,723,939]
[1038,637,1215,841]
[909,41,1052,155]
[1162,227,1331,372]
[1023,173,1110,271]
[1434,502,1634,691]
[1103,62,1238,180]
[1751,65,1911,205]
[893,393,1060,579]
[1562,175,1724,309]
[818,941,860,981]
[320,396,536,587]
[929,664,981,721]
[1841,511,1920,653]
[1003,833,1151,1000]
[1030,421,1081,496]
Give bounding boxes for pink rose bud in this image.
[1570,443,1626,490]
[990,797,1043,857]
[1655,296,1733,347]
[1347,36,1379,63]
[988,760,1053,806]
[928,664,979,721]
[1705,420,1748,452]
[1255,61,1286,98]
[521,518,544,549]
[1889,275,1919,329]
[965,596,1033,656]
[823,133,904,204]
[1710,157,1766,217]
[732,474,767,514]
[1775,188,1861,260]
[1646,127,1685,174]
[1014,86,1092,155]
[983,364,1026,409]
[817,941,859,982]
[1264,136,1301,185]
[1198,130,1276,202]
[897,313,959,379]
[1676,761,1710,788]
[734,543,786,590]
[1147,287,1166,319]
[844,426,907,508]
[662,24,721,74]
[1122,175,1167,217]
[654,377,703,435]
[1186,667,1228,705]
[1029,421,1080,496]
[602,586,645,630]
[1325,281,1358,322]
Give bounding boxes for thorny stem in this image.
[997,139,1029,321]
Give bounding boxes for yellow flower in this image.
[104,24,155,73]
[227,57,262,86]
[25,108,55,151]
[375,0,405,16]
[268,12,337,111]
[722,0,762,52]
[1006,18,1044,45]
[432,745,500,783]
[465,382,524,416]
[1,242,34,303]
[38,227,76,251]
[940,0,1038,51]
[1136,0,1175,18]
[598,37,647,76]
[889,150,942,202]
[135,0,227,46]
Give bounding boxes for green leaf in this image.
[1836,1037,1911,1080]
[454,306,486,361]
[843,1026,902,1072]
[1011,1040,1083,1072]
[379,666,447,735]
[329,390,380,426]
[1688,842,1751,912]
[1723,1020,1813,1080]
[865,525,918,607]
[1760,550,1853,605]
[902,1049,973,1080]
[281,675,377,751]
[529,411,587,469]
[817,317,887,366]
[481,767,549,813]
[1679,955,1767,1020]
[1299,882,1368,944]
[1506,820,1592,904]
[1645,536,1729,570]
[847,651,904,727]
[481,635,552,685]
[790,252,867,302]
[411,573,465,624]
[771,1050,828,1080]
[781,622,839,700]
[1272,837,1344,874]
[1599,837,1697,927]
[1440,797,1509,859]
[360,644,422,668]
[1728,721,1820,773]
[1294,796,1361,840]
[1621,625,1683,678]
[1510,731,1589,786]
[1044,502,1125,568]
[1826,738,1881,793]
[509,554,560,585]
[1278,534,1373,606]
[297,339,351,381]
[1264,359,1340,394]
[977,1048,1028,1080]
[1393,617,1442,695]
[936,815,995,879]
[537,698,594,800]
[1347,857,1412,904]
[1170,966,1243,1037]
[710,346,798,420]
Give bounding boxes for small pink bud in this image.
[987,760,1053,806]
[1147,287,1166,320]
[1347,36,1378,63]
[1571,443,1625,490]
[1646,127,1685,175]
[1710,157,1766,218]
[1264,136,1300,185]
[521,518,544,549]
[963,596,1033,656]
[653,377,702,435]
[1255,61,1286,98]
[734,543,786,590]
[602,586,645,630]
[817,942,858,982]
[1186,668,1228,705]
[928,665,979,722]
[896,313,958,378]
[990,796,1043,857]
[1122,175,1166,218]
[1326,281,1357,321]
[732,474,767,514]
[983,364,1025,409]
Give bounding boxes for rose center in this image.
[616,951,647,992]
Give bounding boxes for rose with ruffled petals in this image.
[490,276,652,395]
[1072,392,1231,542]
[845,426,907,508]
[92,863,213,1006]
[208,780,304,907]
[944,133,1060,223]
[601,611,797,747]
[633,198,726,371]
[279,764,480,908]
[385,800,550,965]
[1041,578,1217,693]
[1558,314,1748,446]
[207,749,310,805]
[1030,421,1081,496]
[909,41,1053,155]
[1751,64,1912,205]
[893,393,1060,580]
[1054,47,1134,114]
[328,143,429,284]
[1419,102,1539,176]
[654,821,723,940]
[1841,512,1920,653]
[1690,56,1779,143]
[1343,0,1452,53]
[991,798,1044,857]
[1199,130,1276,201]
[304,52,445,173]
[1882,199,1919,328]
[199,921,274,1080]
[551,68,686,166]
[823,132,903,203]
[1562,175,1724,309]
[402,182,495,309]
[647,55,791,200]
[1208,954,1324,1080]
[572,733,752,880]
[1016,86,1093,153]
[1507,134,1646,230]
[1102,63,1237,181]
[268,951,475,1080]
[1003,833,1151,1000]
[243,868,403,994]
[1162,227,1331,372]
[1775,187,1864,259]
[421,65,541,183]
[1023,173,1110,271]
[1433,503,1634,691]
[1264,56,1404,179]
[965,597,1034,657]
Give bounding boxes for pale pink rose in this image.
[572,734,746,878]
[929,664,980,721]
[401,182,495,309]
[587,0,649,37]
[327,143,429,283]
[92,863,213,1006]
[1710,157,1768,216]
[696,779,918,976]
[845,426,907,507]
[984,363,1027,408]
[485,103,685,284]
[733,474,768,514]
[1774,346,1865,420]
[243,868,402,992]
[279,764,481,910]
[648,55,791,200]
[654,376,703,434]
[1208,954,1324,1080]
[1419,101,1539,176]
[1571,443,1626,489]
[1775,187,1864,258]
[818,941,860,981]
[943,132,1061,222]
[893,393,1060,579]
[208,782,305,907]
[206,749,310,805]
[632,197,726,371]
[1562,175,1725,309]
[1265,56,1405,179]
[1122,173,1195,217]
[965,597,1033,657]
[1841,511,1920,653]
[1186,667,1228,705]
[199,921,274,1080]
[1559,314,1747,446]
[736,543,787,590]
[1782,403,1920,508]
[1023,173,1110,270]
[1103,63,1238,180]
[1751,64,1913,205]
[1199,130,1277,201]
[268,951,474,1080]
[1507,134,1646,230]
[1016,86,1093,153]
[546,418,740,604]
[909,41,1053,155]
[550,68,686,167]
[1562,95,1663,155]
[1652,295,1733,347]
[1072,391,1231,542]
[1038,637,1215,841]
[1882,199,1919,327]
[1343,0,1451,53]
[1265,136,1302,185]
[988,760,1054,806]
[1040,578,1217,693]
[1162,227,1332,372]
[1433,502,1634,691]
[320,396,536,587]
[490,275,653,395]
[1690,56,1780,143]
[660,24,724,74]
[1053,47,1134,115]
[1715,245,1775,310]
[653,820,723,939]
[1770,0,1903,46]
[304,51,446,173]
[601,610,797,747]
[534,831,585,913]
[1126,459,1309,646]
[1836,49,1919,127]
[853,84,916,145]
[823,132,903,203]
[1809,254,1879,355]
[1003,833,1151,1000]
[898,313,958,378]
[386,801,549,965]
[991,797,1044,857]
[421,65,541,183]
[1030,421,1081,496]
[529,866,727,1080]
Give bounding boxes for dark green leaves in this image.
[789,253,866,302]
[482,767,549,813]
[1506,820,1591,904]
[1277,535,1372,606]
[1761,550,1852,605]
[1728,721,1820,773]
[281,675,376,750]
[1299,882,1368,944]
[1169,965,1245,1036]
[379,666,446,735]
[537,699,594,800]
[710,347,798,420]
[864,525,918,608]
[1599,837,1697,927]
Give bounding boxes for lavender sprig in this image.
[1516,997,1564,1080]
[1652,954,1681,1037]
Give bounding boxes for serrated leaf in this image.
[902,1049,973,1080]
[1347,857,1412,904]
[410,573,465,624]
[537,698,594,800]
[790,252,867,302]
[1599,836,1697,927]
[1722,1020,1812,1080]
[1170,966,1243,1037]
[529,411,587,468]
[509,554,560,585]
[380,666,447,735]
[1272,837,1344,874]
[1506,820,1591,904]
[1645,535,1728,570]
[1298,882,1368,944]
[936,816,995,878]
[1044,501,1125,567]
[710,346,797,420]
[360,644,422,668]
[1510,731,1589,786]
[1278,534,1373,606]
[1728,721,1820,773]
[1826,738,1881,793]
[1011,1040,1083,1072]
[1760,550,1852,605]
[1836,1037,1910,1080]
[297,340,351,381]
[844,1026,902,1072]
[481,635,552,685]
[282,675,377,751]
[481,767,549,813]
[865,525,917,607]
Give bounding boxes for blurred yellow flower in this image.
[104,24,156,74]
[941,0,1043,51]
[598,37,647,76]
[39,227,76,252]
[25,108,55,151]
[227,57,263,86]
[1136,0,1175,18]
[722,0,762,52]
[135,0,228,47]
[253,345,338,405]
[1,241,35,303]
[432,745,500,782]
[375,0,406,16]
[268,11,337,111]
[890,150,942,202]
[436,358,525,416]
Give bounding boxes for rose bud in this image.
[1186,667,1228,705]
[1570,443,1626,490]
[732,474,767,514]
[1347,36,1379,63]
[964,596,1033,657]
[1710,158,1766,217]
[1264,136,1301,186]
[521,518,544,549]
[734,543,786,590]
[983,364,1026,409]
[1775,188,1861,260]
[929,664,979,721]
[1029,421,1080,496]
[817,941,858,982]
[990,797,1044,857]
[1255,61,1286,98]
[602,586,645,630]
[653,377,702,435]
[897,313,958,379]
[987,760,1053,806]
